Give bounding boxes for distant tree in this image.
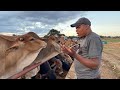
[100,35,104,38]
[108,36,111,38]
[47,29,60,36]
[44,35,49,38]
[13,34,16,36]
[59,34,65,37]
[44,29,67,38]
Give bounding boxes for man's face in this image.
[76,24,89,37]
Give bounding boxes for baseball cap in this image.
[70,17,91,27]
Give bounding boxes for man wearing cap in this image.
[61,17,103,79]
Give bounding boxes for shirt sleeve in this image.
[88,37,103,59]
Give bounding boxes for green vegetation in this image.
[102,38,120,43]
[44,30,120,43]
[100,35,120,43]
[44,29,65,38]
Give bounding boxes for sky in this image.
[0,11,120,37]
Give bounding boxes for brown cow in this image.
[22,35,62,79]
[0,32,47,79]
[22,35,76,79]
[33,35,61,64]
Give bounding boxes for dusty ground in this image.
[101,42,120,79]
[65,42,120,79]
[65,63,77,79]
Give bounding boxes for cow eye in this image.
[57,41,60,43]
[19,37,24,41]
[30,38,35,41]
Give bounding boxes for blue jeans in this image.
[40,61,56,79]
[61,60,70,71]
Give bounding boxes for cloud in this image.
[17,11,86,24]
[0,11,87,36]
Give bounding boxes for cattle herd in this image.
[0,32,78,79]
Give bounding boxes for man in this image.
[39,61,56,79]
[61,17,103,79]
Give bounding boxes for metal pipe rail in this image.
[7,44,79,79]
[8,61,42,79]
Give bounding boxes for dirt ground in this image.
[101,42,120,79]
[65,42,120,79]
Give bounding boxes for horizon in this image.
[0,11,120,37]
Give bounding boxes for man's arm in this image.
[61,45,100,69]
[73,52,100,69]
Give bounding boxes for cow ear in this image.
[5,43,19,55]
[0,35,17,41]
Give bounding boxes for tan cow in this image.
[0,32,47,79]
[0,35,18,59]
[33,35,61,64]
[22,35,62,79]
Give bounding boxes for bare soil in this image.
[65,42,120,79]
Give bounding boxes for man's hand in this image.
[61,45,76,57]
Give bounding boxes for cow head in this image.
[0,32,47,79]
[33,35,61,64]
[6,32,47,55]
